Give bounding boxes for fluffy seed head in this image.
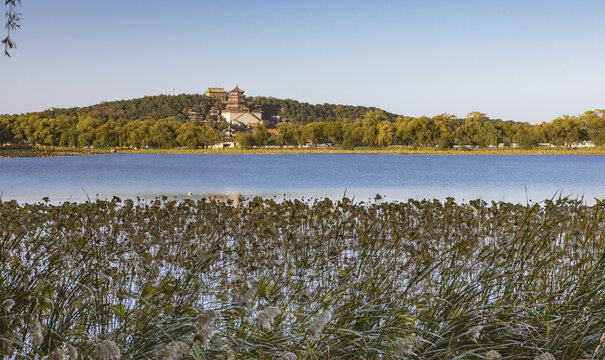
[255,306,280,330]
[601,333,605,346]
[485,350,502,360]
[225,349,235,360]
[465,325,484,343]
[93,340,121,360]
[49,346,67,360]
[534,352,555,360]
[196,310,220,330]
[307,310,331,340]
[2,299,15,313]
[65,343,78,359]
[30,319,43,347]
[391,334,421,356]
[195,326,217,348]
[283,352,297,360]
[156,340,190,360]
[232,291,251,309]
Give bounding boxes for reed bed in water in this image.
[0,197,604,359]
[4,145,605,158]
[0,145,106,158]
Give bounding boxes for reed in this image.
[0,145,106,158]
[3,145,605,158]
[1,196,603,359]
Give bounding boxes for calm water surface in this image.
[1,154,604,204]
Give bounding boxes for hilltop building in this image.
[187,111,203,121]
[204,88,228,101]
[220,85,263,126]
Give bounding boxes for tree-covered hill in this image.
[249,96,399,123]
[1,93,604,150]
[35,94,217,122]
[0,94,403,148]
[13,94,397,124]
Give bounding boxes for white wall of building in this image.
[222,111,263,126]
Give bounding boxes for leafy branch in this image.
[3,0,21,57]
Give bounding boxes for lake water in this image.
[1,154,605,204]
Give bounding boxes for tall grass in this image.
[1,197,604,359]
[0,145,106,158]
[3,145,605,158]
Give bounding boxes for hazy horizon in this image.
[1,0,604,123]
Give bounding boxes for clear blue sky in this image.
[1,0,604,123]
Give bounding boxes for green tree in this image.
[149,119,178,148]
[252,124,269,146]
[302,122,325,145]
[0,118,14,144]
[176,122,204,148]
[395,116,437,147]
[457,112,501,147]
[437,133,454,149]
[94,120,120,148]
[322,121,343,144]
[76,116,103,147]
[200,124,220,148]
[560,115,587,145]
[235,132,255,149]
[342,119,363,148]
[121,120,148,147]
[433,114,456,144]
[376,121,394,147]
[583,110,605,145]
[276,123,300,145]
[360,111,387,147]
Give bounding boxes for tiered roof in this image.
[205,88,228,99]
[225,84,249,112]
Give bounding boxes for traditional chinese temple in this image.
[204,88,228,100]
[220,85,262,126]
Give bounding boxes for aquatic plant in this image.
[255,306,280,331]
[0,196,604,359]
[4,144,605,158]
[484,350,502,360]
[2,299,14,313]
[92,340,120,360]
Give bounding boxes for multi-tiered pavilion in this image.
[220,85,263,126]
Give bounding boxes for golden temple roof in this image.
[230,84,243,93]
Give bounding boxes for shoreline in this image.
[2,145,605,158]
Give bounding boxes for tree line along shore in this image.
[1,94,604,152]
